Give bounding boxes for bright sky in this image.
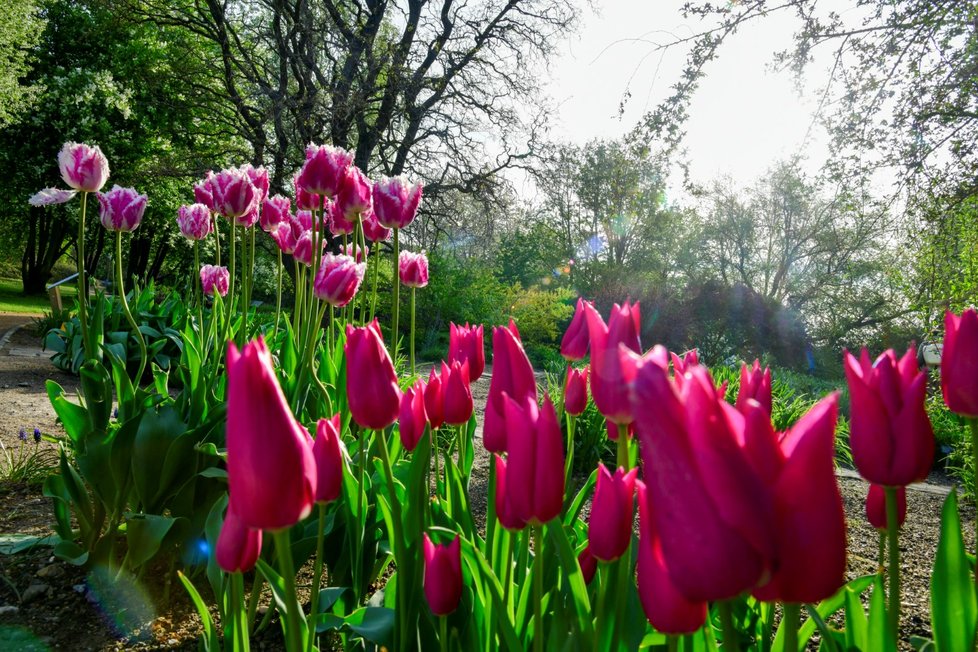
[539,0,837,194]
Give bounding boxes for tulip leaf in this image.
[773,575,873,650]
[131,406,188,512]
[125,514,188,569]
[46,380,90,444]
[458,535,524,652]
[345,606,395,648]
[844,583,869,650]
[257,559,309,643]
[868,575,896,652]
[178,571,218,652]
[545,520,596,641]
[563,467,598,527]
[932,490,978,651]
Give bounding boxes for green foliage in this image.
[0,433,57,487]
[505,285,575,346]
[0,0,43,127]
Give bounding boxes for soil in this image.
[0,313,972,650]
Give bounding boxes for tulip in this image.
[561,298,595,360]
[373,175,423,229]
[493,455,526,530]
[423,533,462,616]
[484,320,537,452]
[345,320,401,430]
[194,172,216,211]
[942,309,978,417]
[216,505,263,573]
[342,243,369,263]
[399,380,428,451]
[636,482,707,634]
[58,142,109,192]
[293,230,326,267]
[329,198,356,236]
[425,368,445,430]
[241,164,269,204]
[210,167,259,219]
[866,484,907,530]
[588,464,638,561]
[29,187,76,206]
[226,338,317,530]
[298,143,353,198]
[177,203,213,240]
[261,195,291,232]
[270,221,298,254]
[631,358,776,601]
[200,265,230,297]
[449,322,485,381]
[313,253,365,307]
[296,209,314,232]
[587,301,642,425]
[293,173,322,211]
[503,393,565,525]
[736,360,772,415]
[336,165,373,221]
[98,185,147,232]
[398,250,429,288]
[362,209,391,242]
[312,415,344,504]
[564,366,589,416]
[442,360,473,426]
[605,419,635,441]
[578,545,598,585]
[669,349,699,375]
[844,348,934,486]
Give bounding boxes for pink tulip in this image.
[561,298,595,361]
[345,320,401,430]
[844,348,934,486]
[503,393,565,525]
[425,368,445,430]
[98,186,147,232]
[493,455,526,530]
[398,251,429,288]
[293,173,322,211]
[362,209,391,242]
[336,165,373,221]
[578,545,597,585]
[423,533,462,616]
[329,198,356,236]
[588,464,638,561]
[942,309,978,417]
[226,338,317,530]
[442,360,473,426]
[373,175,423,229]
[29,187,76,206]
[449,322,485,381]
[587,301,642,425]
[313,253,365,307]
[200,265,230,297]
[210,167,259,219]
[313,415,344,504]
[636,482,707,634]
[297,143,353,198]
[670,349,699,375]
[605,419,635,441]
[177,203,213,240]
[270,221,298,254]
[564,366,589,416]
[296,209,314,232]
[241,164,269,204]
[261,195,291,232]
[58,142,110,192]
[194,171,216,211]
[342,243,369,263]
[216,505,263,573]
[399,380,428,451]
[866,484,907,530]
[736,360,772,415]
[484,320,537,452]
[293,230,326,267]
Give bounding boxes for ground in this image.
[0,313,971,650]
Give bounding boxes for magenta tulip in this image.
[399,380,428,451]
[423,533,462,616]
[425,368,445,430]
[564,366,589,416]
[261,195,291,232]
[844,348,934,486]
[342,243,369,263]
[314,253,365,307]
[866,483,907,530]
[297,143,353,198]
[270,221,298,254]
[670,349,699,375]
[329,198,356,236]
[345,320,401,430]
[58,142,109,192]
[177,203,212,240]
[293,173,321,211]
[293,230,326,267]
[503,393,565,525]
[736,360,772,415]
[98,185,147,232]
[561,298,595,361]
[241,164,269,204]
[29,187,76,206]
[587,301,642,425]
[194,172,216,211]
[493,455,526,530]
[398,251,429,288]
[449,322,485,381]
[484,320,537,452]
[588,464,638,561]
[226,338,317,530]
[942,309,978,417]
[373,175,423,229]
[336,165,373,221]
[578,545,598,585]
[200,265,230,297]
[296,209,314,232]
[362,209,391,242]
[210,167,258,219]
[313,415,344,504]
[442,360,473,426]
[216,505,263,573]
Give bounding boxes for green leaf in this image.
[932,490,977,651]
[844,582,869,650]
[131,406,188,512]
[177,571,218,652]
[0,534,59,555]
[868,576,896,652]
[124,514,187,569]
[46,381,89,444]
[346,606,395,647]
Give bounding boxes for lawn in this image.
[0,278,74,315]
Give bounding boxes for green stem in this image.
[212,213,221,267]
[221,218,236,350]
[565,414,576,497]
[718,600,739,651]
[503,531,516,617]
[76,192,91,360]
[308,503,326,652]
[272,530,304,652]
[246,573,264,632]
[410,287,416,374]
[885,486,901,643]
[878,530,886,578]
[667,635,679,652]
[392,228,400,356]
[440,614,448,652]
[355,428,367,603]
[275,249,283,340]
[969,418,978,590]
[116,231,147,383]
[617,424,630,469]
[369,243,380,321]
[782,602,799,652]
[533,524,544,652]
[378,432,407,651]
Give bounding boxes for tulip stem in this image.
[667,635,678,652]
[969,417,978,591]
[378,433,407,651]
[564,414,576,498]
[410,287,416,375]
[222,218,236,351]
[212,212,221,267]
[502,530,516,617]
[274,249,283,340]
[877,530,886,577]
[533,524,544,652]
[392,228,400,358]
[617,424,629,469]
[884,486,901,643]
[369,244,380,321]
[594,562,610,650]
[717,601,739,651]
[76,192,92,361]
[272,530,304,652]
[782,602,799,652]
[116,231,147,384]
[439,614,448,652]
[307,503,326,652]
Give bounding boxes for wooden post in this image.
[48,286,62,312]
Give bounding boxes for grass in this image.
[0,278,76,315]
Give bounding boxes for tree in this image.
[0,0,44,127]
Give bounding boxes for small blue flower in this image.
[33,428,42,443]
[113,407,119,419]
[18,428,28,442]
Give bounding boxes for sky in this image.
[535,0,838,196]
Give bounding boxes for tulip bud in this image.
[398,251,429,288]
[210,167,259,219]
[342,243,369,264]
[177,203,213,241]
[564,366,589,416]
[561,298,595,360]
[670,349,699,375]
[844,348,934,486]
[424,368,445,430]
[270,221,298,254]
[578,545,597,585]
[588,464,638,561]
[423,533,462,616]
[373,175,423,229]
[587,302,642,425]
[261,195,291,232]
[336,165,373,221]
[329,198,356,236]
[313,415,345,504]
[226,338,317,530]
[399,380,428,451]
[736,360,772,415]
[345,320,401,430]
[293,173,321,211]
[58,142,110,192]
[314,253,366,308]
[297,143,354,198]
[200,265,230,297]
[98,185,147,232]
[362,209,392,242]
[293,230,326,267]
[484,320,537,452]
[442,360,473,426]
[493,455,526,530]
[194,172,216,211]
[296,209,314,232]
[865,484,907,530]
[504,394,565,525]
[449,322,485,381]
[942,309,978,417]
[216,505,263,573]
